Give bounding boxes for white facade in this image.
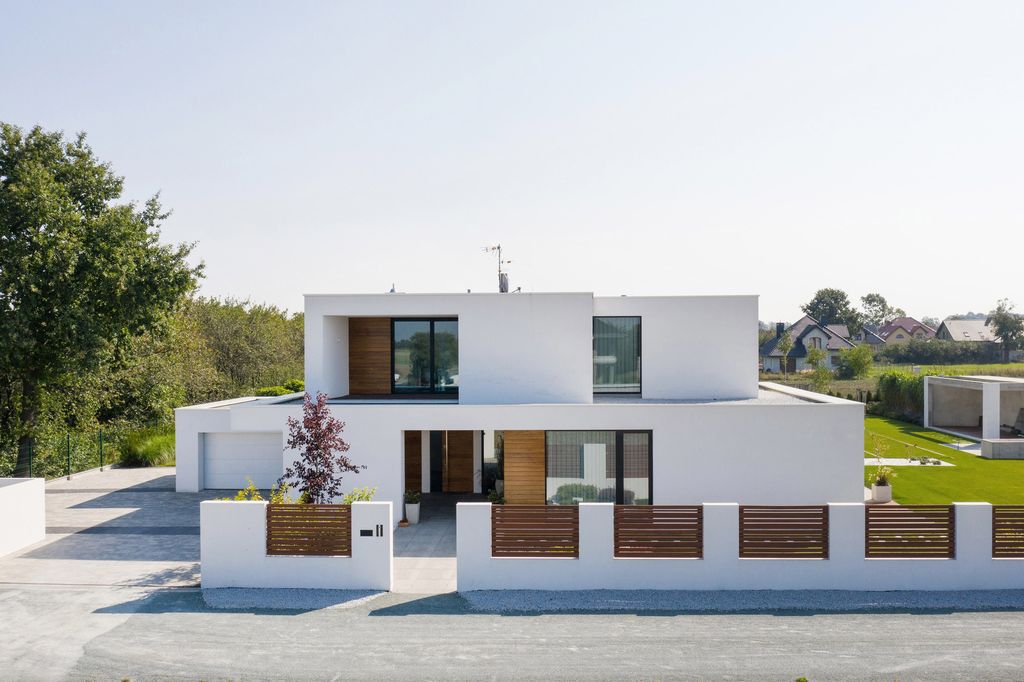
[0,478,45,558]
[457,502,1022,592]
[176,291,864,523]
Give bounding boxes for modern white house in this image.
[176,292,865,523]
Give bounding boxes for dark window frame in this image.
[390,317,459,394]
[592,316,642,395]
[543,429,653,505]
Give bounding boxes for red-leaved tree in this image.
[280,392,364,503]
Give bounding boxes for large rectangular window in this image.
[392,318,458,393]
[545,430,651,505]
[593,317,641,393]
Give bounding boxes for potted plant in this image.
[871,465,895,502]
[404,490,421,524]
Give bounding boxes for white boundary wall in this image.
[457,502,1024,592]
[0,478,45,558]
[200,501,392,590]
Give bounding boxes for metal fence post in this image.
[66,433,72,480]
[99,430,104,471]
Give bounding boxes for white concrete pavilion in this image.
[924,375,1024,458]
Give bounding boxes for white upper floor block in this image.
[304,292,758,404]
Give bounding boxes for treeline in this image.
[0,297,303,472]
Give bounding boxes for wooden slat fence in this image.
[739,505,829,559]
[614,505,703,558]
[491,505,579,558]
[865,505,954,559]
[993,506,1024,558]
[266,504,352,556]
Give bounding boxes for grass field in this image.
[863,416,1024,504]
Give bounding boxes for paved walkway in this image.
[0,467,219,588]
[392,493,482,593]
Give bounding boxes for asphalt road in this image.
[6,586,1023,681]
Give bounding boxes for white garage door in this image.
[203,432,282,490]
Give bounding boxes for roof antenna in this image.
[483,244,512,293]
[388,283,396,294]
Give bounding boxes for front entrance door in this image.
[428,430,474,493]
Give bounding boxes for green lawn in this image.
[863,416,1024,504]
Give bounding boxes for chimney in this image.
[776,322,785,338]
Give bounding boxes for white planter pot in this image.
[871,483,892,503]
[406,502,420,524]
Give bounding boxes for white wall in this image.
[200,501,392,589]
[457,502,1024,591]
[208,386,863,519]
[594,295,758,400]
[0,478,45,558]
[304,293,594,404]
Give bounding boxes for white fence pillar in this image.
[703,503,738,586]
[456,502,492,592]
[983,383,1001,439]
[579,503,614,562]
[955,502,992,571]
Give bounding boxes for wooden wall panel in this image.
[349,317,391,395]
[503,430,546,505]
[444,430,475,493]
[404,430,422,493]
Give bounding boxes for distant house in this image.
[852,328,886,347]
[877,317,935,344]
[935,319,997,342]
[760,315,856,372]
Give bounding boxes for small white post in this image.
[982,383,1001,440]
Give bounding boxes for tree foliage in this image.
[0,123,201,473]
[836,344,873,379]
[860,293,905,329]
[281,392,364,503]
[801,288,862,334]
[775,330,793,378]
[987,299,1024,361]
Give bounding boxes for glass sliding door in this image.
[433,320,459,392]
[391,318,459,394]
[593,317,641,393]
[545,430,651,505]
[392,320,432,390]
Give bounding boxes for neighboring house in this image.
[877,316,936,344]
[852,328,886,347]
[176,292,864,520]
[759,315,856,373]
[935,318,997,342]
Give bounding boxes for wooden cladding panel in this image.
[404,431,422,493]
[614,505,703,558]
[865,505,955,559]
[348,317,391,395]
[993,506,1024,558]
[503,430,546,505]
[492,504,579,558]
[266,504,351,556]
[739,506,829,559]
[445,430,475,493]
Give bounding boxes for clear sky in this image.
[4,1,1022,322]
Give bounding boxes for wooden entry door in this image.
[443,430,474,493]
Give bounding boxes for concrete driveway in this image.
[0,467,220,587]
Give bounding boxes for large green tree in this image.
[0,123,201,474]
[987,299,1024,362]
[801,288,862,334]
[860,293,905,329]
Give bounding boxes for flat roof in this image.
[928,375,1024,388]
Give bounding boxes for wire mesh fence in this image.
[0,429,126,480]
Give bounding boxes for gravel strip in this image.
[462,589,1024,614]
[202,588,383,610]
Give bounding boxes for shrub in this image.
[232,478,263,500]
[255,385,290,396]
[836,344,873,379]
[343,486,377,504]
[118,427,175,467]
[551,483,598,505]
[283,379,305,393]
[404,490,421,504]
[280,392,364,503]
[876,370,928,422]
[487,489,505,504]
